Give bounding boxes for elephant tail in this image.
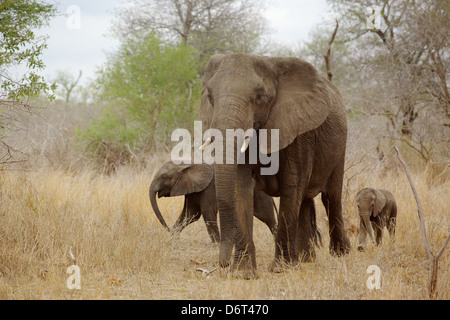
[309,201,323,247]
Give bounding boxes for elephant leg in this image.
[273,195,301,269]
[232,164,256,278]
[373,221,383,246]
[387,203,397,240]
[202,209,220,243]
[321,156,350,256]
[387,217,396,239]
[198,182,220,243]
[309,200,323,247]
[297,198,316,262]
[271,142,313,270]
[172,198,201,234]
[254,191,277,235]
[271,174,303,269]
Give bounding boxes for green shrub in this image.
[77,32,201,161]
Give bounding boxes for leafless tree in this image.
[325,0,449,162]
[53,70,82,103]
[111,0,269,56]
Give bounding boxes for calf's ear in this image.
[373,189,386,217]
[171,164,214,197]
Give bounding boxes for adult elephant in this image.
[198,54,350,278]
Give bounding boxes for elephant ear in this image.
[170,164,214,197]
[261,57,331,154]
[199,54,226,132]
[373,189,386,217]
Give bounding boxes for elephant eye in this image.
[207,93,214,105]
[255,92,267,105]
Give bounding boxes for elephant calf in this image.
[149,161,278,243]
[356,187,397,250]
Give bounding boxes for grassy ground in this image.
[0,161,448,300]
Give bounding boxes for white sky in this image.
[40,0,329,85]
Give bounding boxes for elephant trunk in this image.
[214,163,238,267]
[210,101,254,269]
[362,215,375,243]
[149,181,171,232]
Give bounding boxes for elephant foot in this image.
[329,235,351,256]
[230,248,257,280]
[228,268,258,280]
[209,236,220,244]
[268,259,300,273]
[299,249,316,263]
[297,238,316,262]
[268,260,285,273]
[227,262,257,279]
[219,242,233,268]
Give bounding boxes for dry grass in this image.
[0,160,448,300]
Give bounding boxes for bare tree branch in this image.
[395,146,450,299]
[323,20,339,82]
[54,70,82,102]
[325,0,449,161]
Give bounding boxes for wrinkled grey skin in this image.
[200,54,349,277]
[356,187,397,250]
[149,161,278,243]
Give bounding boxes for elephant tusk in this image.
[199,137,212,151]
[240,136,251,153]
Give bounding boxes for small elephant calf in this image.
[356,187,397,250]
[149,161,278,243]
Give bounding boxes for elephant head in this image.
[149,162,214,232]
[199,54,333,268]
[355,188,386,243]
